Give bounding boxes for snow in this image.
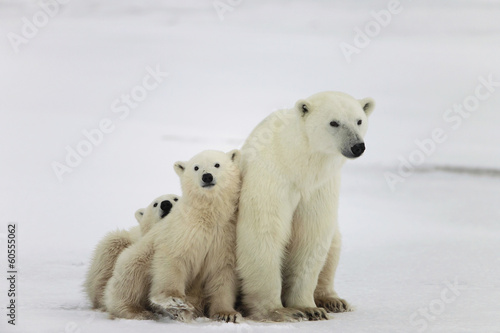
[1,0,499,332]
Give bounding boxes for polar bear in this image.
[85,194,179,310]
[236,91,375,321]
[104,150,242,323]
[135,194,180,236]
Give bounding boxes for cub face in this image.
[296,91,375,158]
[135,194,180,235]
[174,149,241,198]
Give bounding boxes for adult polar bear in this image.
[237,91,375,321]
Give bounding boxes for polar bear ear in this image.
[359,97,375,117]
[295,99,311,117]
[227,149,240,164]
[174,161,186,177]
[135,208,145,223]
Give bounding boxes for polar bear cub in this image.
[104,150,242,323]
[85,194,179,310]
[135,194,180,236]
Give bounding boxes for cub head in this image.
[174,149,241,200]
[295,91,375,158]
[135,193,180,235]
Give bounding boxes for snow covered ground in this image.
[1,0,499,332]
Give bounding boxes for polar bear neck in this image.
[180,182,240,226]
[241,108,346,190]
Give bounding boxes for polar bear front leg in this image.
[236,176,305,322]
[149,250,194,317]
[204,226,242,323]
[205,264,241,323]
[281,186,336,320]
[314,228,352,313]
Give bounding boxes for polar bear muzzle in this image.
[160,200,173,218]
[350,142,365,158]
[342,141,366,159]
[201,173,215,188]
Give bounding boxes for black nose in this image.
[202,173,213,184]
[351,143,365,157]
[160,200,173,218]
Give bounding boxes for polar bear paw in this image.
[109,307,157,320]
[296,307,329,320]
[212,311,242,323]
[315,296,352,313]
[166,308,196,322]
[150,295,197,322]
[151,295,195,311]
[151,296,196,322]
[133,310,158,320]
[257,307,307,322]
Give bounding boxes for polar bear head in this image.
[295,91,375,158]
[135,194,180,235]
[174,150,241,201]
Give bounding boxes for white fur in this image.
[104,150,242,323]
[84,194,179,310]
[135,194,180,236]
[236,91,375,321]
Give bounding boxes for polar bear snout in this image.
[202,173,215,187]
[350,142,365,158]
[342,142,366,158]
[160,200,173,218]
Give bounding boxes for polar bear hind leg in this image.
[104,243,156,320]
[314,227,352,313]
[85,230,133,310]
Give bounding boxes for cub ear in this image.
[174,161,186,177]
[135,208,145,223]
[227,149,240,164]
[359,97,375,117]
[295,99,311,117]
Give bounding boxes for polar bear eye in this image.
[330,121,340,127]
[194,166,199,171]
[153,203,158,207]
[214,163,220,168]
[174,198,178,202]
[357,120,362,125]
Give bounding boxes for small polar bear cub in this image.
[104,150,242,323]
[84,194,179,310]
[135,194,180,236]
